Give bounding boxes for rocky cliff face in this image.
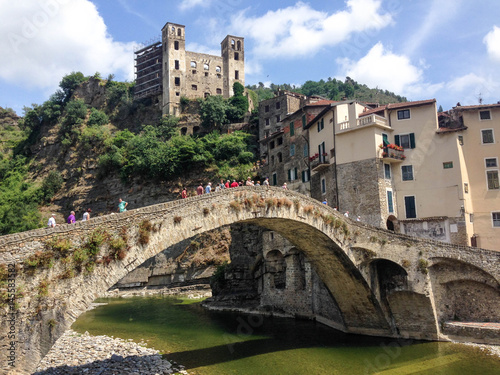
[28,79,213,224]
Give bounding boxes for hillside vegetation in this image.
[247,76,407,104]
[0,72,256,235]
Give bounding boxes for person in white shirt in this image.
[82,208,91,221]
[47,214,56,227]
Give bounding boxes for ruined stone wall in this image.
[183,51,224,99]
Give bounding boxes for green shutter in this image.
[294,167,298,180]
[290,122,294,136]
[410,133,416,149]
[302,115,306,128]
[394,135,400,146]
[288,169,291,181]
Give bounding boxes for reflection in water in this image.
[72,297,500,375]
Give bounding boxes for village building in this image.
[134,22,244,116]
[299,98,499,250]
[260,99,335,194]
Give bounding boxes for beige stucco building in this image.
[134,22,244,116]
[302,99,499,251]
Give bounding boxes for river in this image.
[71,296,500,375]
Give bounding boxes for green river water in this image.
[71,296,500,375]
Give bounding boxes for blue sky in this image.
[1,0,500,115]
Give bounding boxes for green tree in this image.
[87,108,109,127]
[199,95,229,128]
[59,72,86,103]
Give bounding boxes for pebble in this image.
[34,329,188,375]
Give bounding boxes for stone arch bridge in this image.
[0,187,499,374]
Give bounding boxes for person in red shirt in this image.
[196,183,204,195]
[230,180,239,188]
[181,187,187,199]
[225,180,230,188]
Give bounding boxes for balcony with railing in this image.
[337,114,390,133]
[380,144,406,163]
[310,154,330,172]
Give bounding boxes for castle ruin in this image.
[134,22,245,116]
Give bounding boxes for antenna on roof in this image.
[477,92,483,104]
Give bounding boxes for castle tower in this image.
[161,22,186,116]
[221,35,245,98]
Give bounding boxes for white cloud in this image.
[0,0,136,92]
[179,0,210,11]
[484,25,500,62]
[404,0,461,56]
[447,73,488,93]
[337,42,441,97]
[230,0,392,59]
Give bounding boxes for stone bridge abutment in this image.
[0,187,498,374]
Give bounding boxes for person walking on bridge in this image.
[82,208,91,221]
[197,183,204,195]
[118,198,128,212]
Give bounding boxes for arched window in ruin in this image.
[215,66,221,73]
[231,39,235,49]
[177,28,182,36]
[181,127,187,135]
[265,250,286,289]
[237,41,241,51]
[204,63,209,70]
[191,61,197,68]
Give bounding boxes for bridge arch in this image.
[0,187,499,374]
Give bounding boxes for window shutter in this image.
[394,135,400,146]
[302,170,305,182]
[294,167,298,180]
[288,169,291,181]
[410,133,416,149]
[290,122,294,136]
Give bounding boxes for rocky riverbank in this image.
[34,329,189,375]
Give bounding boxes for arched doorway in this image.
[386,215,397,231]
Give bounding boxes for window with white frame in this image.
[482,129,494,144]
[395,133,416,149]
[402,165,414,181]
[302,170,310,182]
[492,212,500,227]
[386,189,394,213]
[384,163,391,179]
[487,170,499,190]
[479,110,491,120]
[397,109,410,120]
[485,158,498,168]
[404,196,417,219]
